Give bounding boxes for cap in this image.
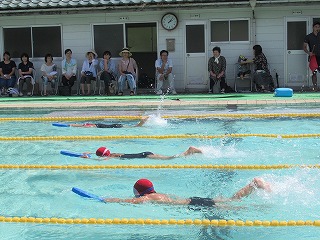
[96,147,111,157]
[133,179,156,197]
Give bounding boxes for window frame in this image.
[210,18,250,43]
[2,25,63,58]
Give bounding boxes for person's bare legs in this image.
[87,84,91,95]
[230,177,271,200]
[180,146,203,156]
[312,73,317,91]
[81,83,85,95]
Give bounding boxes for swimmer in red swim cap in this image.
[89,146,203,160]
[133,179,156,197]
[62,116,149,128]
[102,178,271,205]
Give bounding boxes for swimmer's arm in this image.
[134,116,149,127]
[80,152,112,161]
[69,123,97,128]
[69,124,85,127]
[103,198,145,204]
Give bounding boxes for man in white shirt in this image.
[155,50,176,95]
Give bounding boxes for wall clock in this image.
[161,13,178,31]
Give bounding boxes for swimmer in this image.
[67,116,148,128]
[81,146,203,160]
[103,178,272,205]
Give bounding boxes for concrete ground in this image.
[0,92,319,110]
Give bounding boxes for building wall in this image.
[0,4,318,92]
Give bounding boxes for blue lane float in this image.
[60,150,91,158]
[52,123,70,127]
[274,88,293,97]
[72,187,105,202]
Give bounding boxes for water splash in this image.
[197,145,247,159]
[156,86,172,120]
[144,114,168,127]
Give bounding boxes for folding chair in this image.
[117,70,138,95]
[98,73,118,95]
[40,67,60,96]
[78,71,98,95]
[234,63,252,92]
[17,68,36,96]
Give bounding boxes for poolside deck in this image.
[0,92,319,109]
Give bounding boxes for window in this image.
[211,19,249,42]
[33,26,62,57]
[3,26,62,58]
[93,24,124,58]
[3,28,32,58]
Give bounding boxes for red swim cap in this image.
[96,147,111,157]
[133,179,156,197]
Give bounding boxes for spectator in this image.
[41,53,58,96]
[208,47,227,93]
[155,50,176,95]
[251,45,274,92]
[118,48,138,96]
[18,53,34,97]
[98,51,116,95]
[0,51,17,95]
[80,50,98,95]
[61,49,77,93]
[303,21,320,91]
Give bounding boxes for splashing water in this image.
[262,169,320,206]
[144,114,168,127]
[198,145,247,159]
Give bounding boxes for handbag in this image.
[85,71,93,77]
[58,85,71,96]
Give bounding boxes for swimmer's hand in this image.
[81,152,92,158]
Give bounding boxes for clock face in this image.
[161,13,178,30]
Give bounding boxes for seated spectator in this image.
[208,46,227,94]
[98,50,116,95]
[237,55,251,80]
[155,50,176,95]
[244,45,274,92]
[61,49,77,93]
[0,51,17,95]
[118,48,138,96]
[41,53,58,96]
[80,50,98,95]
[18,53,34,97]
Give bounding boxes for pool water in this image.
[0,108,319,239]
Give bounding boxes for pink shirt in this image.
[118,58,138,76]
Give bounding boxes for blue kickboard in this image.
[274,88,293,97]
[52,123,70,127]
[72,187,105,202]
[60,150,91,158]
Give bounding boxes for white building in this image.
[0,0,319,92]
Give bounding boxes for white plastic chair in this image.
[40,67,60,96]
[17,68,36,96]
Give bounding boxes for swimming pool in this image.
[0,108,320,239]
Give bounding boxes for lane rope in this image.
[0,133,319,141]
[0,164,318,170]
[0,112,320,122]
[1,216,319,227]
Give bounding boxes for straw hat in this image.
[119,47,132,57]
[86,49,98,58]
